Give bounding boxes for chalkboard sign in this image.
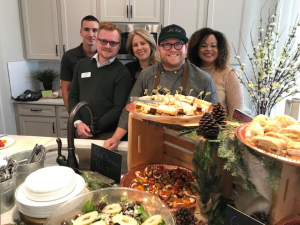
[225,205,264,225]
[233,109,253,123]
[90,144,122,184]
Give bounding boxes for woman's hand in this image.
[103,127,128,150]
[103,137,119,150]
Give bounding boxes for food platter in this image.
[0,137,15,150]
[236,123,300,167]
[125,102,204,124]
[120,164,196,212]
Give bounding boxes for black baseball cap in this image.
[158,24,189,44]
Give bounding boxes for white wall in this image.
[0,0,24,134]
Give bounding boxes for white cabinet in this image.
[163,0,250,64]
[15,104,57,137]
[20,0,97,60]
[14,103,69,138]
[20,0,60,60]
[99,0,160,22]
[207,0,250,64]
[56,106,69,138]
[163,0,208,39]
[59,0,97,54]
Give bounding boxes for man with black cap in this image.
[103,24,217,150]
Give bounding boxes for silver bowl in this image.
[44,187,175,225]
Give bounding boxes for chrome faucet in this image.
[56,101,101,171]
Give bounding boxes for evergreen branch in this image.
[177,128,198,137]
[207,196,235,225]
[241,178,259,197]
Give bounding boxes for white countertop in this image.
[12,98,64,105]
[0,134,128,224]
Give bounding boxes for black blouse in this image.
[125,61,142,88]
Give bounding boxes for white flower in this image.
[260,88,267,93]
[235,55,240,59]
[247,83,254,88]
[260,72,267,79]
[272,82,280,89]
[270,22,276,27]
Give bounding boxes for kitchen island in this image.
[0,134,128,224]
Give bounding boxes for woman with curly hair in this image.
[187,28,243,117]
[125,27,160,87]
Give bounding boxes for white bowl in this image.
[24,166,76,201]
[16,174,85,218]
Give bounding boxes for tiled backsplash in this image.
[8,60,61,98]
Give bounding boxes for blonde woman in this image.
[125,28,160,87]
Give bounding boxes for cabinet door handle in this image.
[130,5,132,18]
[63,45,66,53]
[127,5,128,18]
[53,122,55,134]
[30,109,42,112]
[56,45,58,56]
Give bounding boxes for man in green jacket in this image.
[68,22,132,140]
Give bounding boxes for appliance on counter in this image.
[116,23,160,60]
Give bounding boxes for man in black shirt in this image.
[60,15,99,110]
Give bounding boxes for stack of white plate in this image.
[15,166,85,218]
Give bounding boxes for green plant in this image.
[31,68,59,84]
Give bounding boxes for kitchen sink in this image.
[45,147,128,176]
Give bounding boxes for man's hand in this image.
[103,137,119,150]
[76,123,93,139]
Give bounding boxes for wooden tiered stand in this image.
[270,164,300,224]
[128,113,300,224]
[127,113,233,198]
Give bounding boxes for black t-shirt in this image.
[60,43,87,81]
[125,61,141,88]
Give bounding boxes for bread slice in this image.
[264,132,293,143]
[263,120,283,133]
[251,135,287,154]
[245,121,264,142]
[286,142,300,160]
[174,94,194,105]
[274,115,298,128]
[156,105,178,116]
[278,125,300,141]
[252,114,272,127]
[135,102,157,114]
[193,99,212,112]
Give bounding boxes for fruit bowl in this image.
[44,187,175,225]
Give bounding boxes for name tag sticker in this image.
[81,72,91,78]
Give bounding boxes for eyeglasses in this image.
[82,27,98,33]
[97,38,120,47]
[160,42,185,51]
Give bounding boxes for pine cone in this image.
[174,207,197,225]
[211,102,227,125]
[198,112,220,139]
[250,211,270,225]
